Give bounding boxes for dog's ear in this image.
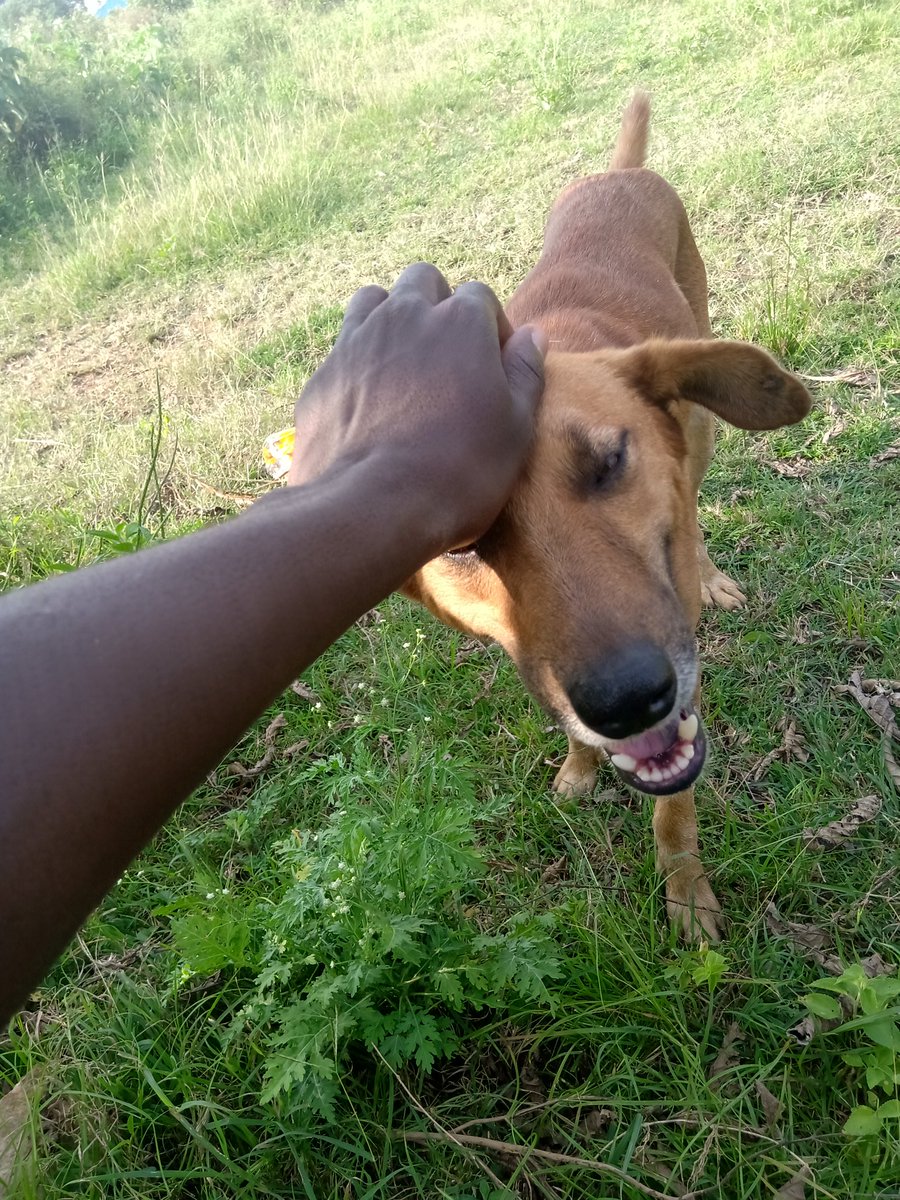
[607,338,812,430]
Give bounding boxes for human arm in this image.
[0,265,546,1024]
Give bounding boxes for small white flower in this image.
[424,716,432,723]
[380,697,390,708]
[402,642,411,649]
[353,714,363,725]
[398,891,406,900]
[314,701,322,710]
[356,682,366,691]
[206,892,215,900]
[221,888,230,895]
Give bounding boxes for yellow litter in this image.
[262,427,296,480]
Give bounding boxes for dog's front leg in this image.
[652,788,722,941]
[552,737,601,797]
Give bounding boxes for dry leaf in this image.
[861,952,897,978]
[0,1069,45,1197]
[540,856,567,885]
[774,1164,811,1200]
[821,417,848,445]
[356,608,384,626]
[841,671,900,739]
[289,680,318,702]
[787,1015,817,1047]
[765,458,814,478]
[765,903,829,950]
[709,1022,744,1092]
[765,902,844,975]
[871,445,900,465]
[884,737,900,791]
[857,677,900,696]
[755,1080,783,1133]
[579,1108,614,1137]
[802,794,882,850]
[749,719,809,781]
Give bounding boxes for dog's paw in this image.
[665,871,723,942]
[700,567,746,612]
[552,749,599,798]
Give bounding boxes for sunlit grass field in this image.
[1,0,899,1195]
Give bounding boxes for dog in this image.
[402,93,812,939]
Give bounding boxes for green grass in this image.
[2,0,900,1195]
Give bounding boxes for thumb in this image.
[501,325,547,424]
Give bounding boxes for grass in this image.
[2,0,900,1195]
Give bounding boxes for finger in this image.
[452,280,514,345]
[338,284,389,340]
[500,324,547,430]
[390,262,452,305]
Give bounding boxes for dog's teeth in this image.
[683,742,695,762]
[678,713,698,742]
[635,765,654,783]
[674,754,689,771]
[611,753,638,772]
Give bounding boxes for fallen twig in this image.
[395,1129,717,1200]
[226,714,287,778]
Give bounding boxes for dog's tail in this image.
[609,90,650,170]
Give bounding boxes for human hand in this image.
[287,263,546,553]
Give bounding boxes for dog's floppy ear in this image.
[607,338,812,430]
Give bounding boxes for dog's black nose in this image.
[566,642,677,739]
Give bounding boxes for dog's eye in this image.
[444,543,480,561]
[591,439,627,490]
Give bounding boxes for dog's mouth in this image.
[605,708,706,796]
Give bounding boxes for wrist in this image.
[252,450,448,577]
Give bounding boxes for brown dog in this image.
[403,94,811,939]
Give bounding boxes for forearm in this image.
[0,459,435,1023]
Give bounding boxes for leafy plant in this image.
[803,963,900,1138]
[665,943,730,994]
[170,749,562,1120]
[56,375,175,568]
[0,45,27,142]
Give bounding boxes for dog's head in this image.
[405,338,811,796]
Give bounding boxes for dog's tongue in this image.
[612,719,681,761]
[606,710,701,790]
[608,711,696,764]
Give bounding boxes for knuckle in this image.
[453,280,498,309]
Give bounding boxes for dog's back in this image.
[506,93,710,349]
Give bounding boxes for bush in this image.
[171,747,562,1120]
[0,7,180,256]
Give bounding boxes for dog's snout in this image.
[567,642,677,739]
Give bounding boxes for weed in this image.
[804,963,900,1140]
